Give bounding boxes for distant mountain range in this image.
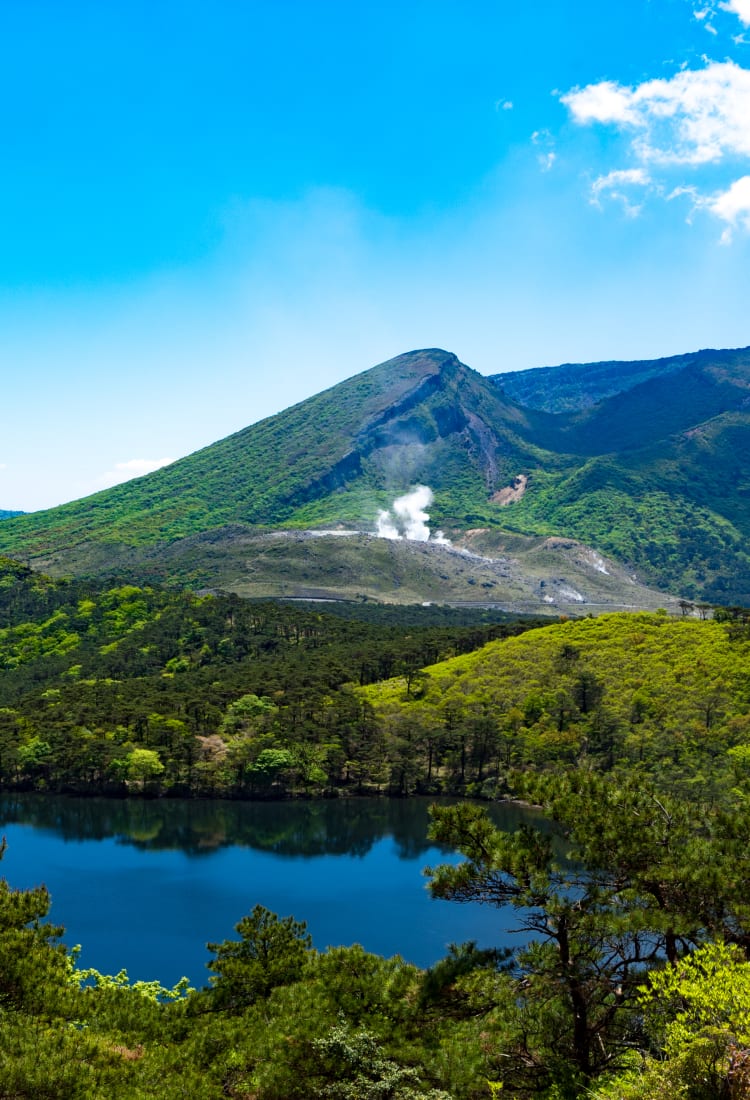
[1,343,749,609]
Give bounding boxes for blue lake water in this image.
[0,794,547,988]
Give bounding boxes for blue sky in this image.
[3,0,750,511]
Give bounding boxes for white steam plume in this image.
[375,486,450,544]
[375,509,401,539]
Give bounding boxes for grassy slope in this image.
[151,530,678,614]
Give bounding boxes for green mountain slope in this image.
[0,350,546,563]
[494,346,750,602]
[2,343,750,605]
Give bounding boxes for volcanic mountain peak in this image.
[0,346,533,563]
[2,342,750,607]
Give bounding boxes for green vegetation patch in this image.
[361,611,750,798]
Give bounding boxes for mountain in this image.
[0,350,540,551]
[492,345,750,603]
[0,344,749,608]
[0,349,572,610]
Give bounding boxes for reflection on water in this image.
[0,793,550,859]
[0,794,553,987]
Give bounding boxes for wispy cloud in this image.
[693,4,719,33]
[693,1,750,27]
[94,457,175,491]
[591,169,652,216]
[531,129,557,172]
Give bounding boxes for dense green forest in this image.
[0,557,545,797]
[4,557,750,1096]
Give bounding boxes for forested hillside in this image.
[4,552,750,800]
[0,557,544,796]
[361,608,750,799]
[493,345,726,413]
[493,346,750,603]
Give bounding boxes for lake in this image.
[0,794,547,988]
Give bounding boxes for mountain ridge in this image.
[493,344,750,414]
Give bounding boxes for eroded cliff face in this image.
[277,351,530,510]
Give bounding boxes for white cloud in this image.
[562,80,637,125]
[94,457,175,490]
[707,174,750,240]
[692,3,719,30]
[495,99,513,111]
[563,59,750,237]
[693,1,750,27]
[563,61,750,165]
[592,168,651,194]
[721,0,750,25]
[666,177,750,238]
[665,184,701,223]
